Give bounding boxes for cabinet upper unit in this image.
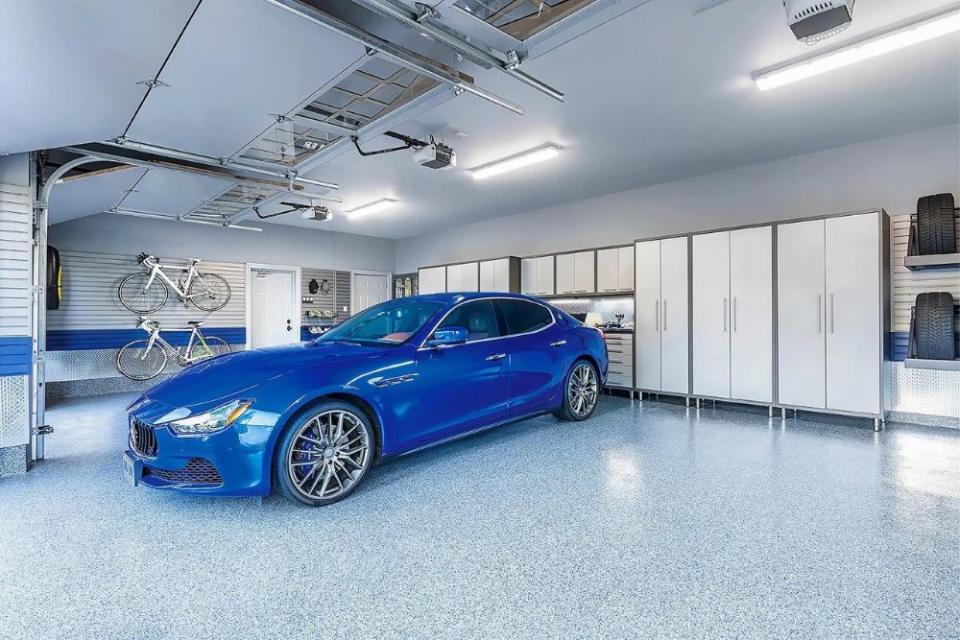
[521,256,555,297]
[596,246,634,293]
[556,250,595,295]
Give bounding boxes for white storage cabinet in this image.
[418,266,446,294]
[634,237,689,395]
[520,256,555,297]
[596,246,634,293]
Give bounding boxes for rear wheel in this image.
[189,273,231,312]
[554,359,600,421]
[274,401,374,506]
[116,340,168,381]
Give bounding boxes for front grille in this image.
[130,419,158,457]
[144,458,223,486]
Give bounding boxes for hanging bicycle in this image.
[116,318,232,381]
[118,253,231,314]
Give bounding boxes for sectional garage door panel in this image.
[0,188,33,337]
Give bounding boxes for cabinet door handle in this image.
[733,297,737,332]
[817,294,822,333]
[830,294,835,334]
[655,300,659,332]
[722,298,727,332]
[663,299,667,332]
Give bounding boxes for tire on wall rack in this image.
[916,193,956,255]
[912,292,956,360]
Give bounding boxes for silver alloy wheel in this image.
[287,409,370,501]
[567,362,599,418]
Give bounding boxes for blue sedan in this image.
[123,293,608,505]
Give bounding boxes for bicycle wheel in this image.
[188,273,231,312]
[187,336,231,363]
[116,340,168,381]
[118,273,168,314]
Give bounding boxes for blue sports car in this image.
[123,293,608,505]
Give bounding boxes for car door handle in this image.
[486,353,507,361]
[550,340,567,347]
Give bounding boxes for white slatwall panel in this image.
[0,187,33,337]
[891,214,960,332]
[47,250,246,330]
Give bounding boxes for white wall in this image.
[396,124,960,272]
[49,213,395,274]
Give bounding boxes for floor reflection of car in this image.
[123,293,608,506]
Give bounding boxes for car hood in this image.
[138,340,389,410]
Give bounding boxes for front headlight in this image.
[163,399,252,436]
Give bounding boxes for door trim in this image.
[351,270,392,315]
[245,263,302,350]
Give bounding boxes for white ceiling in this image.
[28,0,960,238]
[0,0,198,154]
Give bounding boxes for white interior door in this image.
[660,236,689,395]
[354,273,390,314]
[692,231,731,398]
[777,220,826,409]
[635,240,662,390]
[825,213,881,414]
[730,226,773,403]
[250,268,297,348]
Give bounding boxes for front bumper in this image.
[124,415,276,496]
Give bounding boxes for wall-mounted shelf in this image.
[904,253,960,271]
[904,358,960,371]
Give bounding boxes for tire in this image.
[117,340,168,381]
[188,273,231,312]
[554,359,600,421]
[916,193,956,255]
[913,292,956,360]
[274,401,375,506]
[118,273,169,314]
[186,336,231,363]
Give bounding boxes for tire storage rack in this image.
[905,193,960,371]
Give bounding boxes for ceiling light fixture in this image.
[469,144,561,181]
[754,5,960,91]
[347,198,398,219]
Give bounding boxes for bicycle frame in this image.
[140,256,203,302]
[140,323,215,365]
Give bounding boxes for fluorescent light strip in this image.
[347,198,397,219]
[469,144,561,181]
[755,6,960,91]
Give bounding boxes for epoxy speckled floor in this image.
[2,393,959,639]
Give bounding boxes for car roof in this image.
[413,292,540,304]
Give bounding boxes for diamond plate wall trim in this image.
[0,374,30,448]
[47,348,187,382]
[889,362,960,422]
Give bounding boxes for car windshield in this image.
[316,298,445,345]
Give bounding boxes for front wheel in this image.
[274,401,374,506]
[188,273,231,312]
[118,273,168,314]
[554,359,600,421]
[117,340,168,381]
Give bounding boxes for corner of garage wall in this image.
[0,154,36,477]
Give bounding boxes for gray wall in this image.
[49,213,396,274]
[396,124,960,272]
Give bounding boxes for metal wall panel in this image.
[47,250,246,332]
[336,270,352,322]
[0,375,29,447]
[888,214,960,421]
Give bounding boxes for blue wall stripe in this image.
[0,336,32,376]
[47,328,246,351]
[890,331,909,362]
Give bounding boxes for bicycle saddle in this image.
[186,320,205,327]
[190,258,202,264]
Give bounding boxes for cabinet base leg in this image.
[768,405,774,418]
[873,418,881,432]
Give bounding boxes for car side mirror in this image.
[428,326,468,348]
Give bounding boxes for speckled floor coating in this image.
[1,393,958,640]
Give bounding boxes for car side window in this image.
[436,300,500,342]
[497,300,553,335]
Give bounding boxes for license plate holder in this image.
[122,451,142,487]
